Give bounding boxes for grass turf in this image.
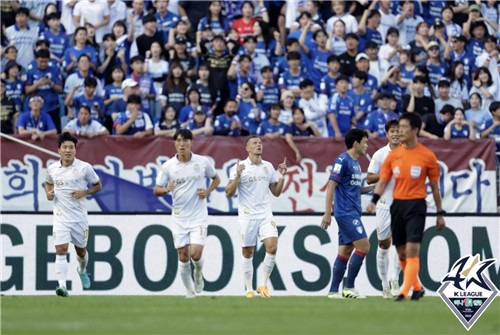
[1,296,499,335]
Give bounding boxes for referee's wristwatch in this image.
[436,210,446,216]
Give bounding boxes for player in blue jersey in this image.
[321,128,373,299]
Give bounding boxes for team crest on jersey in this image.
[72,169,79,176]
[352,219,360,226]
[263,166,268,174]
[393,166,400,177]
[356,226,363,234]
[410,165,421,179]
[438,254,498,331]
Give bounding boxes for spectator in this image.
[239,35,270,83]
[1,45,19,74]
[379,27,401,69]
[5,7,38,69]
[420,104,455,139]
[465,92,493,132]
[114,94,153,137]
[0,79,17,134]
[354,52,378,101]
[326,75,354,139]
[128,0,147,37]
[402,76,435,117]
[63,27,98,74]
[187,63,213,109]
[444,34,474,83]
[380,65,406,113]
[73,0,110,44]
[476,36,499,97]
[233,1,269,43]
[279,90,295,125]
[398,48,417,86]
[67,77,105,124]
[98,33,127,84]
[253,20,280,60]
[236,82,265,135]
[278,51,307,97]
[449,61,470,105]
[470,67,497,111]
[358,7,383,51]
[424,41,449,87]
[465,17,488,58]
[144,41,169,96]
[326,0,358,35]
[298,78,328,137]
[179,88,209,127]
[108,78,139,121]
[112,17,135,67]
[414,64,435,98]
[197,1,230,36]
[136,14,164,58]
[444,107,476,140]
[154,105,180,137]
[17,95,57,140]
[347,71,373,128]
[396,0,424,46]
[63,105,109,138]
[441,6,462,38]
[377,0,397,41]
[25,49,63,132]
[168,20,195,56]
[3,61,24,112]
[409,21,431,63]
[107,0,128,34]
[273,38,305,77]
[290,106,321,137]
[155,0,182,43]
[319,55,341,102]
[40,12,70,66]
[169,37,196,78]
[129,55,156,116]
[227,55,255,98]
[326,19,347,56]
[187,107,213,137]
[364,93,399,138]
[480,0,499,35]
[481,102,500,140]
[434,78,463,118]
[338,33,359,77]
[214,98,242,136]
[256,66,279,114]
[288,12,317,51]
[256,104,302,162]
[161,61,188,113]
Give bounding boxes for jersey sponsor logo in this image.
[410,165,422,179]
[356,226,363,234]
[333,163,342,173]
[438,255,498,331]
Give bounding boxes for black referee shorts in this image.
[390,199,427,246]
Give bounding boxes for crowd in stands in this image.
[1,0,499,156]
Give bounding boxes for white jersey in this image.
[156,153,216,220]
[229,158,280,219]
[46,158,100,223]
[367,144,395,210]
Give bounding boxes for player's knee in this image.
[55,244,69,255]
[378,240,391,249]
[191,252,202,262]
[358,241,370,254]
[242,248,254,258]
[74,247,86,257]
[266,244,277,255]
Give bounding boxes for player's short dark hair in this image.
[127,94,142,104]
[245,135,260,146]
[399,112,422,132]
[299,78,314,89]
[345,128,368,149]
[489,101,500,113]
[174,128,193,140]
[84,76,97,88]
[287,51,301,61]
[285,38,299,47]
[385,119,399,132]
[35,49,50,59]
[58,132,78,148]
[16,7,30,16]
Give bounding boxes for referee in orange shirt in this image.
[367,112,445,301]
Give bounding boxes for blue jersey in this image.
[63,46,98,74]
[155,11,180,42]
[364,109,399,137]
[4,79,24,109]
[278,69,308,91]
[214,113,241,136]
[466,38,485,58]
[449,51,475,83]
[129,73,156,115]
[400,65,415,82]
[449,124,472,139]
[25,65,62,113]
[104,84,123,102]
[16,111,56,131]
[274,54,308,79]
[347,89,373,128]
[320,73,339,97]
[380,81,404,113]
[198,17,230,36]
[327,93,355,136]
[113,111,151,135]
[483,119,500,139]
[229,72,255,99]
[425,62,448,87]
[73,94,105,122]
[304,47,332,92]
[287,29,316,50]
[257,83,280,113]
[255,39,277,60]
[359,28,383,51]
[256,120,290,136]
[329,152,362,217]
[238,100,266,135]
[188,82,213,108]
[178,105,209,124]
[364,74,378,94]
[422,0,446,25]
[41,30,70,59]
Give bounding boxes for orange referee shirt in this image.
[379,143,440,200]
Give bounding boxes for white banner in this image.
[1,215,499,296]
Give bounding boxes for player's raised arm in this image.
[269,157,287,197]
[225,160,244,197]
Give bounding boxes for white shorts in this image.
[53,221,89,248]
[375,207,392,241]
[171,217,208,249]
[239,216,278,247]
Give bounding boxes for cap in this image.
[355,53,369,62]
[427,40,439,50]
[29,95,44,103]
[469,4,480,12]
[121,78,138,89]
[433,19,444,28]
[175,36,187,44]
[454,34,467,43]
[438,77,451,86]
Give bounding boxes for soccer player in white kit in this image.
[153,129,221,298]
[44,132,102,297]
[366,119,401,298]
[225,136,287,298]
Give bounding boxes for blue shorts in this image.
[335,215,367,245]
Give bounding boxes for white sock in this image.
[55,255,68,288]
[242,256,253,292]
[259,253,276,287]
[377,246,389,289]
[178,261,194,294]
[76,252,88,273]
[390,250,402,281]
[192,257,204,276]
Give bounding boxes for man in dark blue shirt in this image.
[321,128,372,299]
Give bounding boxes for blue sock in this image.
[346,250,367,289]
[329,255,348,293]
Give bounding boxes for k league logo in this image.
[437,254,498,331]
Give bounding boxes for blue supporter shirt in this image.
[320,73,339,97]
[16,111,56,131]
[278,69,308,91]
[483,119,500,140]
[425,62,448,87]
[256,39,277,61]
[229,72,255,99]
[257,83,280,113]
[214,113,241,136]
[63,46,98,74]
[41,30,70,59]
[238,100,266,135]
[329,152,362,217]
[155,11,180,43]
[113,110,152,135]
[4,79,24,109]
[364,109,399,137]
[449,124,472,139]
[466,38,485,58]
[73,94,105,122]
[449,51,475,85]
[274,55,308,79]
[178,105,209,124]
[304,47,332,92]
[129,73,156,116]
[359,28,383,51]
[400,65,415,82]
[381,81,404,113]
[347,89,373,128]
[188,82,212,108]
[25,65,62,113]
[327,92,355,136]
[104,84,123,105]
[256,120,290,136]
[197,17,230,36]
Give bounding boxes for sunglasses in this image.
[429,47,439,51]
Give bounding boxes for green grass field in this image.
[1,296,499,335]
